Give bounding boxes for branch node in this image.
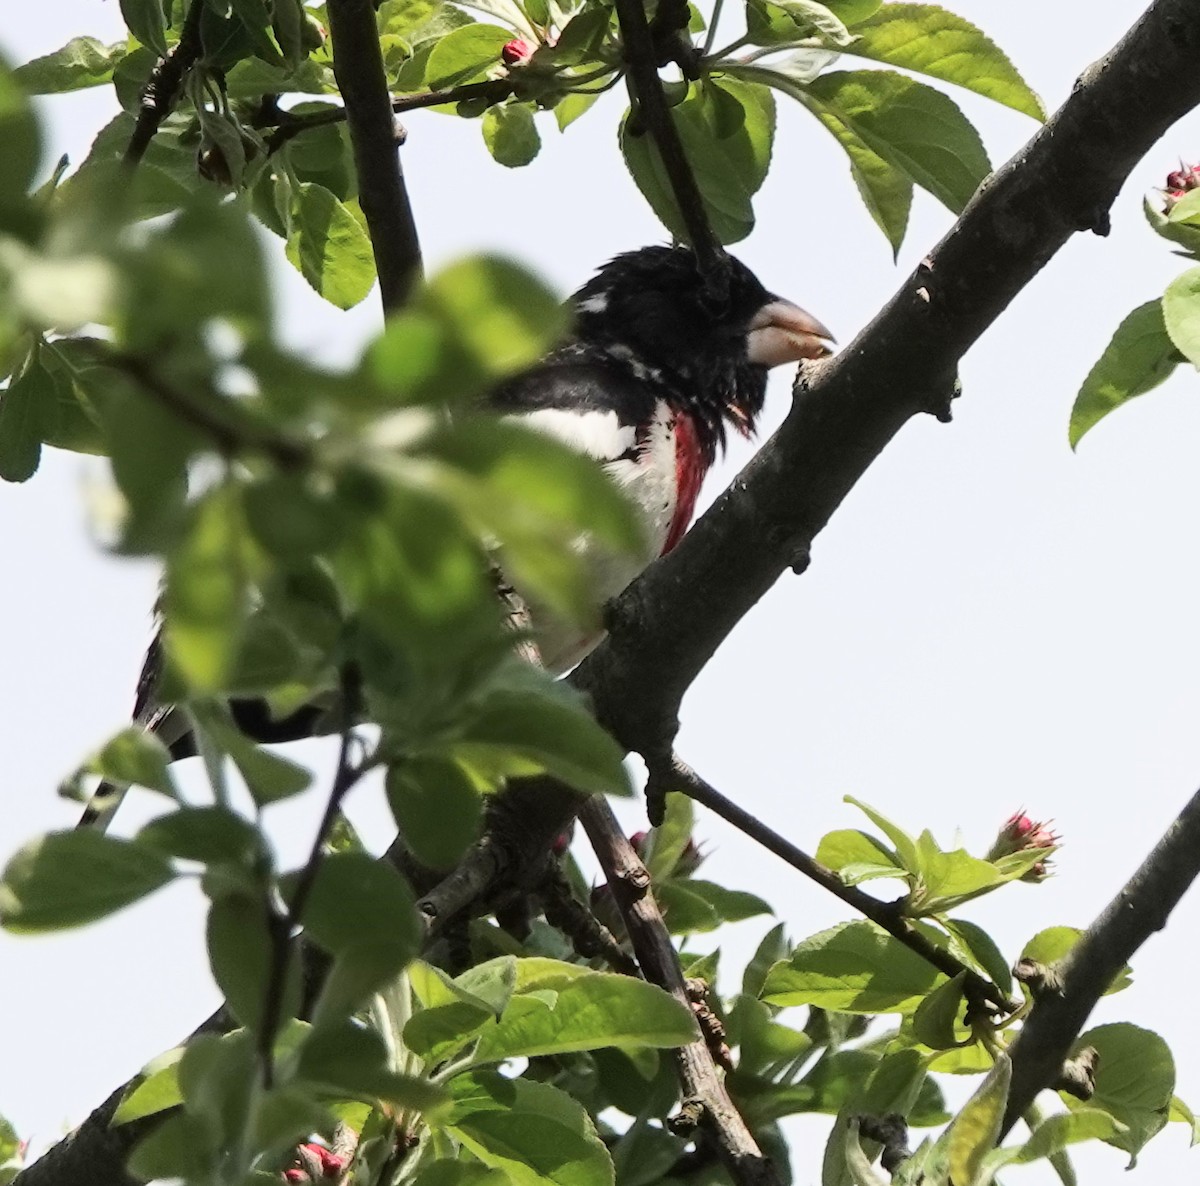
[1054,1046,1100,1100]
[856,1113,912,1173]
[667,1097,707,1137]
[686,978,734,1071]
[1013,957,1066,999]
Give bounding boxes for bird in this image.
[79,244,832,830]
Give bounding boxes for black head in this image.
[569,245,832,456]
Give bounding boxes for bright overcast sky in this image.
[4,3,1200,1184]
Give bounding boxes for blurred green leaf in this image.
[0,831,174,932]
[807,69,989,212]
[761,921,943,1013]
[449,676,632,797]
[943,918,1012,997]
[816,828,903,885]
[206,891,299,1031]
[112,1048,185,1125]
[1069,301,1181,448]
[14,37,129,93]
[659,879,771,933]
[120,0,168,53]
[297,1019,448,1110]
[138,806,262,864]
[746,0,853,47]
[483,101,541,167]
[286,182,377,309]
[1011,1108,1128,1165]
[127,1111,217,1182]
[947,1055,1010,1186]
[0,59,38,210]
[911,970,966,1050]
[164,483,252,692]
[387,756,485,869]
[0,364,43,482]
[291,851,421,960]
[845,4,1044,119]
[1145,190,1200,256]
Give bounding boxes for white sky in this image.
[5,2,1200,1183]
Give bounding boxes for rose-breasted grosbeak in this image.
[79,245,831,829]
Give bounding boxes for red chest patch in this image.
[663,411,707,554]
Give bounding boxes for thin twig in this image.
[326,0,423,312]
[539,861,639,975]
[259,672,368,1084]
[579,797,781,1186]
[611,0,724,282]
[125,0,206,165]
[264,80,516,153]
[664,755,1016,1017]
[90,347,310,470]
[1001,787,1200,1135]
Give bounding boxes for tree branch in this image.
[326,0,423,312]
[665,756,1015,1016]
[125,0,206,165]
[263,80,516,153]
[1001,787,1200,1135]
[579,797,780,1186]
[612,0,724,281]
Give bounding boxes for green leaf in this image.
[947,1055,1010,1186]
[297,1020,448,1111]
[1020,926,1131,994]
[14,37,129,93]
[0,57,38,210]
[127,1111,217,1182]
[743,921,789,997]
[450,679,632,797]
[1066,1023,1174,1164]
[642,791,693,881]
[483,102,541,167]
[944,918,1012,997]
[470,971,699,1062]
[425,24,513,86]
[285,182,377,309]
[621,78,775,245]
[446,1071,615,1186]
[1162,266,1200,368]
[0,831,174,932]
[292,852,421,962]
[794,80,912,255]
[386,757,485,870]
[121,0,169,53]
[746,0,854,46]
[816,828,903,884]
[138,807,262,864]
[843,796,920,875]
[807,69,989,212]
[1014,1108,1127,1164]
[194,705,315,807]
[1145,191,1200,255]
[178,1029,257,1145]
[1169,1095,1200,1146]
[658,879,771,933]
[112,1048,185,1124]
[911,970,966,1050]
[91,727,178,797]
[0,364,44,483]
[164,484,252,692]
[845,4,1043,119]
[760,921,944,1013]
[1069,301,1181,448]
[206,892,299,1031]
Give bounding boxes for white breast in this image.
[508,401,680,673]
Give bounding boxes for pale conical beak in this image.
[746,299,835,367]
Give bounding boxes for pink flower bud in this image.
[284,1171,307,1184]
[501,38,534,66]
[1162,162,1200,210]
[986,809,1060,880]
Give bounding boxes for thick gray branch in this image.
[1001,788,1200,1134]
